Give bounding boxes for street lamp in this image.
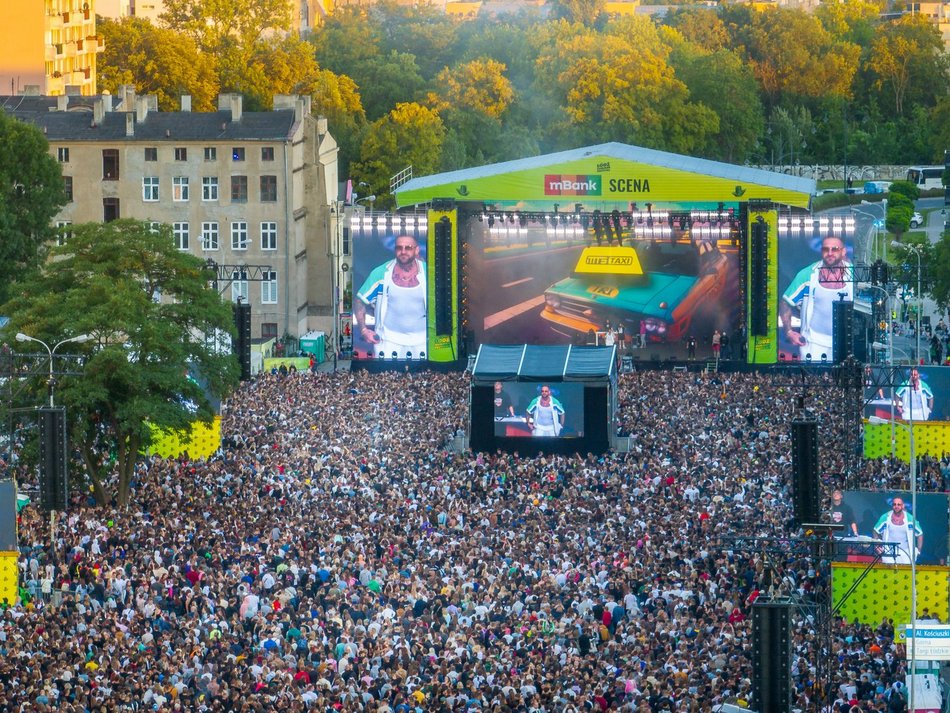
[15,332,92,406]
[891,241,923,364]
[356,194,376,212]
[851,203,886,262]
[868,413,919,711]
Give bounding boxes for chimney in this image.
[316,114,328,138]
[147,94,157,111]
[119,84,135,111]
[93,97,106,125]
[125,112,134,137]
[181,95,191,112]
[230,93,242,123]
[56,94,68,111]
[135,96,148,123]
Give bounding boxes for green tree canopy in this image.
[351,102,446,208]
[98,16,219,111]
[2,220,239,506]
[433,59,515,119]
[160,0,291,54]
[0,112,66,305]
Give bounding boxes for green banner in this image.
[748,210,778,363]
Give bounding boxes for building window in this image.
[173,176,189,201]
[146,221,160,233]
[103,197,120,222]
[174,147,187,161]
[342,226,350,256]
[201,222,219,250]
[204,147,216,161]
[261,222,277,250]
[231,270,249,303]
[142,176,159,202]
[232,147,245,161]
[261,322,278,340]
[102,149,119,180]
[173,222,189,250]
[261,146,275,161]
[57,147,69,162]
[55,221,72,246]
[262,270,278,304]
[259,175,277,202]
[231,221,248,250]
[231,175,247,203]
[202,177,218,201]
[145,147,157,161]
[63,176,73,202]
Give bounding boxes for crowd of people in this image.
[3,367,949,712]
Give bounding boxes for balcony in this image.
[47,14,63,30]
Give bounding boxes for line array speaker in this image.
[38,406,68,512]
[832,300,854,363]
[233,301,252,381]
[750,216,769,336]
[752,600,793,713]
[434,216,454,336]
[791,419,819,525]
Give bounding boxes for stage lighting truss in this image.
[777,214,855,237]
[350,211,429,233]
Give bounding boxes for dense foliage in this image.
[96,0,950,206]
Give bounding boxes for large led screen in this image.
[778,233,854,362]
[351,216,428,360]
[834,490,949,565]
[864,366,950,421]
[492,382,584,438]
[463,213,743,360]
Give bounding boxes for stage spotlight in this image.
[419,351,426,360]
[378,351,385,359]
[392,351,398,360]
[406,352,413,360]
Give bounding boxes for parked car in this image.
[540,241,731,343]
[910,211,924,229]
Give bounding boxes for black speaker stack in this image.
[832,300,854,363]
[791,419,819,525]
[233,301,252,381]
[434,216,453,336]
[749,215,769,336]
[752,599,793,713]
[38,406,68,512]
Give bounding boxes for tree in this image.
[98,17,218,112]
[1,220,239,506]
[0,112,66,305]
[160,0,291,55]
[351,102,446,209]
[868,14,950,117]
[433,59,515,119]
[885,192,913,238]
[548,0,607,26]
[929,231,950,314]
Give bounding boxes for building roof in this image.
[0,96,299,142]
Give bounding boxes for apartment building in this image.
[3,90,340,343]
[0,0,104,96]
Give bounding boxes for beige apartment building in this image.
[4,90,341,344]
[0,0,104,96]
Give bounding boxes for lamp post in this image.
[868,413,918,711]
[891,242,923,364]
[851,203,886,262]
[14,331,92,557]
[15,332,92,406]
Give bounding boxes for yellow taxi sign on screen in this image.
[573,246,644,275]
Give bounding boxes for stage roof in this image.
[395,142,816,210]
[472,344,616,381]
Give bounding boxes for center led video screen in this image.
[461,212,743,361]
[491,382,584,438]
